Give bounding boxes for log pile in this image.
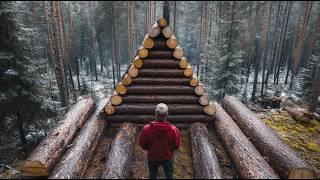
[21,97,96,177]
[102,18,214,123]
[283,106,320,122]
[257,96,281,109]
[222,96,312,178]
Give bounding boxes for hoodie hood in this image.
[150,121,172,136]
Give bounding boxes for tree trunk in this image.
[125,85,197,95]
[163,1,170,25]
[102,114,214,123]
[309,56,320,112]
[49,98,108,179]
[222,96,310,178]
[305,10,320,65]
[17,111,26,145]
[190,123,222,179]
[50,1,69,107]
[21,98,95,177]
[111,1,117,88]
[213,102,279,179]
[101,123,137,179]
[121,95,200,104]
[132,77,190,85]
[107,104,205,115]
[252,1,271,100]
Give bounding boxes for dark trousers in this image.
[148,159,174,179]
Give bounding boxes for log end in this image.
[167,37,177,49]
[21,161,48,177]
[179,58,188,69]
[190,78,199,87]
[122,74,132,86]
[133,58,143,69]
[116,83,126,95]
[158,18,168,27]
[199,95,210,106]
[204,103,216,116]
[184,68,193,77]
[105,104,115,115]
[288,168,317,179]
[128,66,139,78]
[173,48,183,60]
[195,85,205,96]
[138,48,148,58]
[162,26,173,38]
[111,95,122,105]
[143,37,154,49]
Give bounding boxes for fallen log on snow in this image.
[49,98,109,179]
[190,123,222,179]
[121,95,200,104]
[283,107,317,122]
[222,96,310,178]
[21,97,95,177]
[101,123,137,179]
[102,114,214,123]
[213,102,279,179]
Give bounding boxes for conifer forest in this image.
[0,1,320,179]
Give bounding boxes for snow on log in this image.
[222,96,310,178]
[49,98,109,179]
[190,123,222,179]
[213,102,279,179]
[101,123,137,179]
[21,97,95,177]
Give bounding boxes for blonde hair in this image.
[155,103,168,121]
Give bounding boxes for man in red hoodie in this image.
[139,103,181,179]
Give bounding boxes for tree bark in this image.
[49,98,108,179]
[132,77,190,85]
[222,96,310,178]
[21,97,95,177]
[190,123,222,179]
[309,56,320,112]
[17,111,26,145]
[126,85,197,95]
[108,104,205,115]
[162,2,170,25]
[148,50,174,58]
[213,102,279,179]
[138,69,185,77]
[306,10,320,65]
[101,123,137,179]
[50,1,69,107]
[102,114,214,123]
[122,95,200,104]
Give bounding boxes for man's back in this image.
[139,121,181,161]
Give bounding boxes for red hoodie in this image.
[139,121,181,161]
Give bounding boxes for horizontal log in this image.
[110,104,205,115]
[49,98,108,179]
[102,123,137,179]
[213,102,279,179]
[22,98,95,177]
[222,96,310,178]
[138,69,184,77]
[122,95,200,104]
[148,50,174,59]
[101,114,214,123]
[126,85,196,95]
[283,107,313,122]
[190,123,222,179]
[153,39,169,49]
[141,59,179,68]
[132,77,190,85]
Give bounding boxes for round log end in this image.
[116,83,126,95]
[195,85,205,96]
[179,59,188,69]
[184,68,193,77]
[138,48,148,58]
[190,78,199,87]
[122,74,132,86]
[105,104,115,115]
[158,18,168,27]
[143,37,154,49]
[199,95,209,106]
[204,103,216,116]
[133,58,143,69]
[167,38,178,49]
[288,168,317,179]
[128,66,139,78]
[148,23,161,38]
[111,95,122,105]
[162,26,173,38]
[21,161,49,177]
[173,48,183,60]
